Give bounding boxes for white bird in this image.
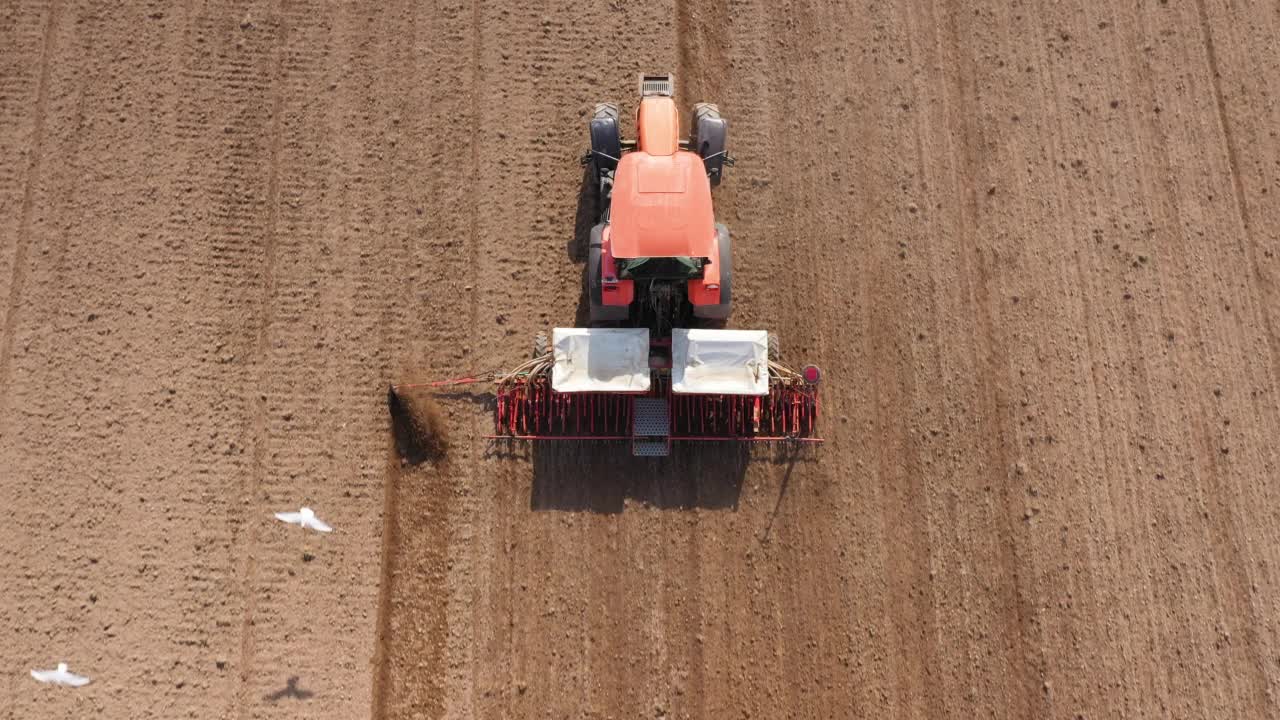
[30,662,91,687]
[274,506,333,533]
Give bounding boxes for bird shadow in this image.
[263,675,314,702]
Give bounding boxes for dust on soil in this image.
[388,387,451,466]
[3,1,1280,719]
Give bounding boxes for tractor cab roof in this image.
[608,149,716,259]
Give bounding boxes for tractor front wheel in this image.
[691,103,729,187]
[589,103,622,206]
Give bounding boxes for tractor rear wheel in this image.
[693,223,733,323]
[533,331,548,359]
[768,332,780,362]
[587,223,629,324]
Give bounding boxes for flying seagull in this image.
[274,507,333,533]
[30,662,91,687]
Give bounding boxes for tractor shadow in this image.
[530,441,751,513]
[572,166,598,328]
[567,166,598,264]
[573,279,592,328]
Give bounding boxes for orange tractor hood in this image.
[608,150,717,259]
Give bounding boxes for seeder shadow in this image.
[530,441,750,513]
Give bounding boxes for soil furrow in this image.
[4,1,1280,718]
[0,0,56,410]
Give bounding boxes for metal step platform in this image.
[632,397,670,457]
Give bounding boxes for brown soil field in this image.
[3,0,1279,718]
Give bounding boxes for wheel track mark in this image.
[1189,0,1280,473]
[934,1,1046,715]
[995,1,1128,713]
[675,0,728,104]
[476,5,683,714]
[0,6,45,206]
[1032,1,1234,712]
[470,2,610,712]
[159,6,279,714]
[467,0,482,336]
[1194,0,1255,243]
[747,2,860,714]
[1103,3,1271,712]
[672,4,724,718]
[370,1,477,715]
[369,454,398,719]
[1131,7,1228,712]
[0,0,57,416]
[235,4,287,716]
[5,3,259,714]
[1186,378,1272,711]
[239,3,391,713]
[677,1,788,715]
[891,0,989,714]
[896,0,985,712]
[367,6,417,714]
[1193,0,1280,397]
[484,22,596,698]
[452,0,484,714]
[1078,3,1182,709]
[1180,2,1275,708]
[1086,3,1188,707]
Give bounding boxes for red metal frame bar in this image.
[491,372,821,442]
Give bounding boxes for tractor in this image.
[390,75,821,458]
